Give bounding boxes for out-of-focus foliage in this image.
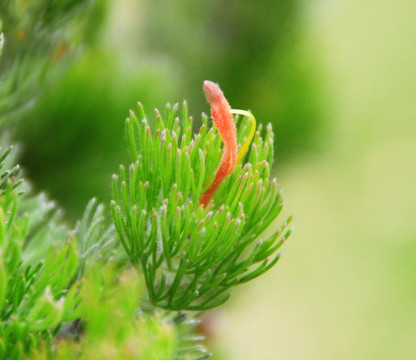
[0,0,107,124]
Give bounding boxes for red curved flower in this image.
[199,81,237,207]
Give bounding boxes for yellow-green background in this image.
[220,1,416,359]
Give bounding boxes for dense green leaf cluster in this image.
[112,102,292,311]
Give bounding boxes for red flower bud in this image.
[199,81,237,207]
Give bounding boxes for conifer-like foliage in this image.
[112,90,292,311]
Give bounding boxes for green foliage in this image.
[0,147,79,358]
[0,147,124,359]
[112,102,292,310]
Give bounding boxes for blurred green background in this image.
[10,0,416,358]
